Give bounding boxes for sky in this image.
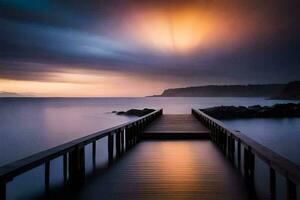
[0,0,299,97]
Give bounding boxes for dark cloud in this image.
[0,0,299,86]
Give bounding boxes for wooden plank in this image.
[143,114,210,139]
[56,141,251,200]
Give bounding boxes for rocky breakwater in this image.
[113,108,156,117]
[201,103,300,119]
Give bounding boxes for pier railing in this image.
[0,109,163,200]
[192,108,300,200]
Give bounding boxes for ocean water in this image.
[0,97,299,165]
[0,97,299,200]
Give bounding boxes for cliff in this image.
[153,84,285,97]
[274,81,300,99]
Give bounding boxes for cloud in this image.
[0,0,299,93]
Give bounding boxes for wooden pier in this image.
[143,114,210,139]
[0,108,299,200]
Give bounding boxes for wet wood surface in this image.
[50,141,250,200]
[143,114,210,139]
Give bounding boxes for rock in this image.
[200,103,300,119]
[114,108,156,117]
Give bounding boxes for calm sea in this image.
[0,97,299,200]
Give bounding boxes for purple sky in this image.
[0,0,299,96]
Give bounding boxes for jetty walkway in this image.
[0,109,299,200]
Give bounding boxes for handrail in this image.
[192,108,300,184]
[192,108,299,200]
[0,109,163,183]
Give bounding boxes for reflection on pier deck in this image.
[55,141,249,200]
[41,114,250,200]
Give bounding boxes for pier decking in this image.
[143,114,210,139]
[54,141,250,200]
[48,114,249,200]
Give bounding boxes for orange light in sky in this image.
[119,3,275,54]
[124,6,205,53]
[0,69,181,97]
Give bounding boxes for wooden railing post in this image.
[244,147,249,177]
[222,130,226,152]
[130,126,133,147]
[226,133,230,156]
[68,145,85,185]
[132,124,136,145]
[63,154,68,185]
[121,129,124,154]
[136,122,141,142]
[237,139,241,170]
[108,133,114,164]
[244,147,255,190]
[249,150,255,185]
[0,180,6,200]
[45,161,50,192]
[116,130,121,158]
[125,126,129,151]
[286,178,296,200]
[127,126,131,149]
[269,167,276,200]
[230,136,235,164]
[92,141,96,169]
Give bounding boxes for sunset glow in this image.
[1,0,299,96]
[0,70,178,97]
[124,6,205,53]
[119,3,275,54]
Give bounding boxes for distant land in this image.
[0,92,25,97]
[274,81,300,100]
[150,81,300,99]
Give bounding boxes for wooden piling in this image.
[244,147,255,189]
[125,127,129,151]
[116,130,121,158]
[63,154,68,185]
[231,136,235,164]
[237,140,241,170]
[121,129,124,154]
[269,167,276,200]
[0,181,6,200]
[286,178,296,200]
[68,146,85,185]
[92,141,96,169]
[45,161,50,192]
[248,150,255,186]
[108,134,114,164]
[243,147,249,177]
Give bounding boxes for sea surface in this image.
[0,97,299,200]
